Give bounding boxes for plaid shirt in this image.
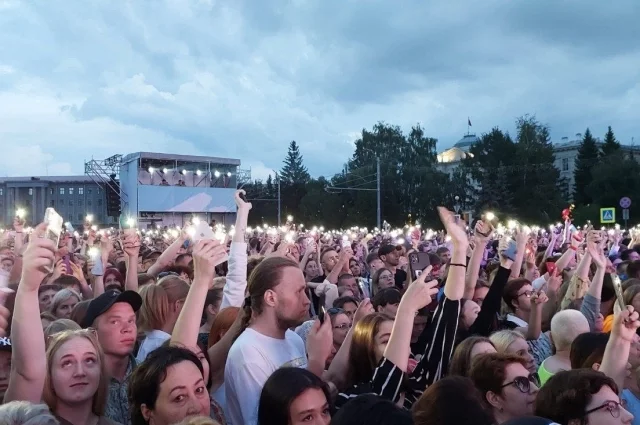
[105,356,136,425]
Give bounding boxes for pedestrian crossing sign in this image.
[600,208,615,224]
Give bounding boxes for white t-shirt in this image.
[135,329,171,363]
[224,327,308,425]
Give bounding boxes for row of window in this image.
[0,187,103,196]
[49,199,102,207]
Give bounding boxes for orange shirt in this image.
[602,314,614,333]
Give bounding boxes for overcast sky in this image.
[1,0,638,180]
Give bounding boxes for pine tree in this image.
[573,128,601,205]
[280,141,310,184]
[601,126,621,157]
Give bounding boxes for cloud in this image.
[0,0,639,181]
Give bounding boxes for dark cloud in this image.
[0,0,638,179]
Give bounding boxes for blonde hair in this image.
[43,330,108,416]
[138,275,189,332]
[48,289,81,317]
[44,319,81,342]
[490,329,525,353]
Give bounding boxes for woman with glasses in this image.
[326,308,351,365]
[535,369,633,425]
[371,268,395,297]
[470,353,539,424]
[5,222,120,424]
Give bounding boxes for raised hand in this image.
[354,298,374,323]
[612,306,640,343]
[235,189,252,212]
[306,316,333,373]
[21,223,57,292]
[192,239,228,285]
[474,219,493,241]
[400,265,439,313]
[437,207,467,247]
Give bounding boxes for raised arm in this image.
[122,232,141,292]
[464,221,492,299]
[171,240,228,357]
[4,223,54,403]
[146,233,187,277]
[600,306,640,390]
[221,190,251,309]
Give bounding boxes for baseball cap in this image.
[81,290,142,328]
[0,337,11,352]
[378,244,400,258]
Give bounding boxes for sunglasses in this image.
[501,373,540,393]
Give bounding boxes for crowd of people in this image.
[0,190,639,425]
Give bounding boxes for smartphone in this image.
[90,256,104,276]
[546,262,557,275]
[318,306,327,324]
[44,208,63,272]
[408,252,431,280]
[192,222,216,242]
[239,191,248,202]
[612,274,626,311]
[503,240,518,261]
[63,255,72,275]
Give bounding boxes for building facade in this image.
[0,176,111,228]
[436,133,640,198]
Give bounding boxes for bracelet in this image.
[450,263,467,268]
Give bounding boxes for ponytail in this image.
[138,276,189,332]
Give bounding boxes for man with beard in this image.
[225,257,333,425]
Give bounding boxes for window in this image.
[97,188,101,194]
[59,188,65,195]
[50,200,55,207]
[0,188,3,196]
[78,187,84,195]
[59,199,64,206]
[97,199,102,206]
[69,188,74,195]
[562,158,569,171]
[78,199,83,207]
[78,214,83,221]
[88,200,92,206]
[87,188,92,195]
[49,188,54,195]
[28,188,33,195]
[69,200,74,206]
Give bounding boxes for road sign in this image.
[620,197,632,209]
[623,209,630,220]
[600,208,616,224]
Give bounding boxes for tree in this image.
[601,126,621,157]
[280,141,310,184]
[573,128,601,205]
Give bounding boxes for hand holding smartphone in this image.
[44,208,63,273]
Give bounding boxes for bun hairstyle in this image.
[240,257,299,332]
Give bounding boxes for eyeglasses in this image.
[333,323,351,330]
[585,400,627,419]
[517,290,534,298]
[501,373,540,393]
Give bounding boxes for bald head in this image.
[550,309,590,351]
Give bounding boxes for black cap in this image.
[378,244,400,258]
[0,336,11,352]
[81,290,142,328]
